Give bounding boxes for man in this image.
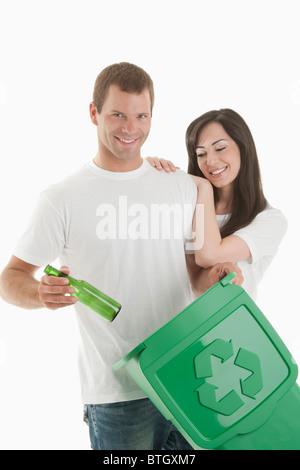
[0,62,242,450]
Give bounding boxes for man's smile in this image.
[115,136,139,145]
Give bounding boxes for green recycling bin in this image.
[113,273,300,450]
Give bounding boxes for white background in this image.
[0,0,299,450]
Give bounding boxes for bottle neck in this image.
[44,265,63,277]
[44,265,76,284]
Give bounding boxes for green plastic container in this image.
[113,273,300,450]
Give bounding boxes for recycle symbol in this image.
[194,339,263,416]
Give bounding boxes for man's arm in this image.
[0,256,77,310]
[185,254,244,297]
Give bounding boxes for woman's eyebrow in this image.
[196,138,227,149]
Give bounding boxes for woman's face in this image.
[196,122,241,190]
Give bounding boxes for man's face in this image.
[92,84,152,164]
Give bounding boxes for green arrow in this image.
[234,348,263,399]
[196,382,244,416]
[194,339,234,379]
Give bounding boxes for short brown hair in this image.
[93,62,155,114]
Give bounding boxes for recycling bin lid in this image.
[113,274,298,449]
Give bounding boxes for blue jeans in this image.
[84,398,193,450]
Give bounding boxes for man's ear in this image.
[89,102,99,126]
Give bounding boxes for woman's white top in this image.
[217,205,287,300]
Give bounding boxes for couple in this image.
[0,62,286,450]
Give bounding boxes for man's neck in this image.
[93,151,143,173]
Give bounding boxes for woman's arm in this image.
[192,176,251,268]
[145,157,180,172]
[185,254,244,297]
[146,157,251,267]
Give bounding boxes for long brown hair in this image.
[186,109,267,238]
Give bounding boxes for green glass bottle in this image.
[44,265,121,322]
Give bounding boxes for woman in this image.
[147,109,287,299]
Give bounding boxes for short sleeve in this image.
[13,191,66,267]
[174,172,197,253]
[233,206,288,264]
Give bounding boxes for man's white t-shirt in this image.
[217,206,288,300]
[14,160,197,404]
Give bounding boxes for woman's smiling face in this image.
[196,121,241,190]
